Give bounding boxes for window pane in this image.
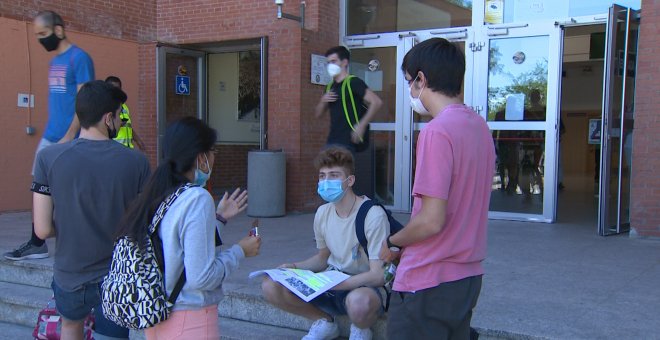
[347,0,472,36]
[372,131,396,205]
[487,36,549,122]
[350,47,397,123]
[484,0,641,25]
[491,129,545,214]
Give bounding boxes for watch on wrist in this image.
[387,236,401,252]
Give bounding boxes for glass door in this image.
[474,22,563,222]
[344,33,410,211]
[157,46,207,159]
[598,5,639,236]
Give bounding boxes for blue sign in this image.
[175,75,190,95]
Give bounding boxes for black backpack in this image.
[354,200,404,257]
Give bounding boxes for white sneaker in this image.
[302,319,340,340]
[349,324,372,340]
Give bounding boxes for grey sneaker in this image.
[302,319,340,340]
[349,324,372,340]
[3,241,49,260]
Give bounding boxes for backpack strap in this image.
[149,183,196,304]
[326,76,362,140]
[355,199,376,258]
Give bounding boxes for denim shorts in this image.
[51,280,129,338]
[310,287,385,317]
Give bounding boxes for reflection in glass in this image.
[347,0,472,36]
[372,131,396,205]
[165,54,198,125]
[487,36,549,121]
[350,47,397,123]
[486,0,641,25]
[490,130,545,214]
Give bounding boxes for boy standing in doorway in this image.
[380,38,495,339]
[315,46,382,152]
[105,76,146,150]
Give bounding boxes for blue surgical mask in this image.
[194,154,211,187]
[317,178,348,203]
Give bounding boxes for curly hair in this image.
[314,147,355,176]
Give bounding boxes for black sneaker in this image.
[3,241,49,261]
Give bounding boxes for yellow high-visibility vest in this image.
[114,103,134,148]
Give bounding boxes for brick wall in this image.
[209,145,259,196]
[0,0,156,41]
[630,0,660,237]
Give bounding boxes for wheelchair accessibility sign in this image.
[175,75,190,95]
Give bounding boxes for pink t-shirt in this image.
[393,104,495,292]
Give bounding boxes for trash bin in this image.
[247,149,286,217]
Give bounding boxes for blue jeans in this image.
[51,280,129,339]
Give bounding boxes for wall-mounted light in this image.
[275,0,305,28]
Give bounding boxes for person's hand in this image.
[238,235,261,257]
[277,263,297,269]
[379,240,401,263]
[216,188,248,220]
[351,124,366,144]
[321,92,338,103]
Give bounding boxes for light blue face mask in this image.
[194,154,211,187]
[317,178,348,203]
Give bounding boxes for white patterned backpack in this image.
[101,184,193,329]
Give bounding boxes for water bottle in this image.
[383,262,397,287]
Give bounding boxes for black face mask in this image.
[39,32,61,52]
[107,118,118,139]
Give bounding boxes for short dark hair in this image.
[314,147,355,176]
[325,46,350,62]
[75,80,126,128]
[105,76,122,88]
[35,10,65,29]
[401,38,465,98]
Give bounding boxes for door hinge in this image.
[469,42,485,52]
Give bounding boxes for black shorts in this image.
[310,286,386,317]
[387,275,482,340]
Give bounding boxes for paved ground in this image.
[0,209,658,339]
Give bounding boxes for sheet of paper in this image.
[249,269,350,302]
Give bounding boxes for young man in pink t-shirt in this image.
[380,38,496,339]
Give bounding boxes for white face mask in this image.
[409,75,430,115]
[327,63,342,77]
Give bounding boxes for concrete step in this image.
[129,317,311,340]
[0,281,52,327]
[0,258,53,289]
[218,290,386,339]
[0,321,35,340]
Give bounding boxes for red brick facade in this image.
[630,0,660,237]
[0,0,156,41]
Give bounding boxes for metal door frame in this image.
[343,32,409,211]
[473,21,564,222]
[598,5,639,235]
[156,46,207,161]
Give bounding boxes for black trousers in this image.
[387,275,482,340]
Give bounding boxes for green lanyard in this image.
[326,75,360,133]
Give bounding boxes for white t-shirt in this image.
[313,197,390,275]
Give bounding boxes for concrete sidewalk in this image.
[0,210,658,339]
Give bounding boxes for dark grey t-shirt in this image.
[32,138,150,291]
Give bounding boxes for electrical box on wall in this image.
[17,93,35,108]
